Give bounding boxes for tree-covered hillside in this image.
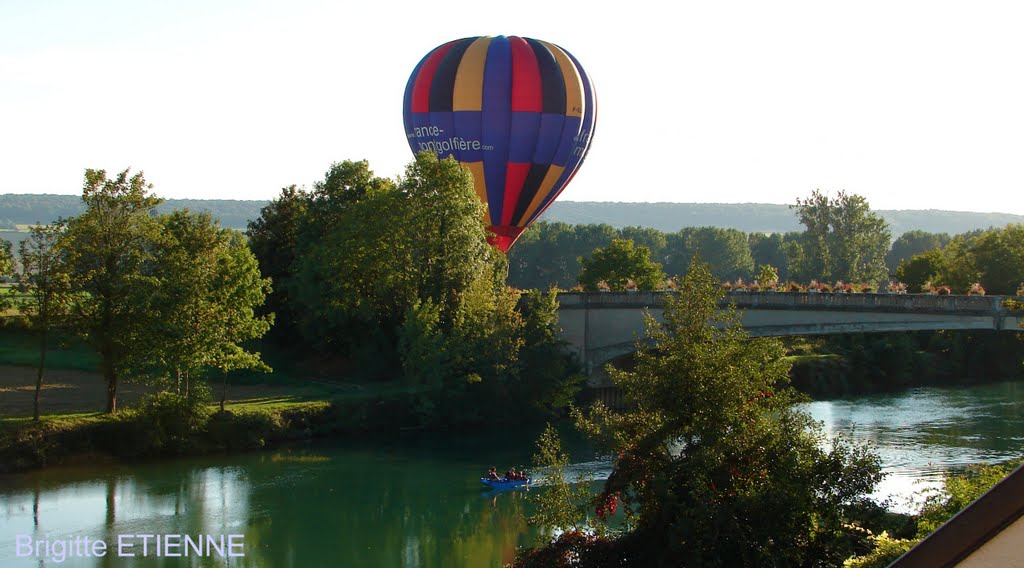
[0,194,266,230]
[2,194,1022,235]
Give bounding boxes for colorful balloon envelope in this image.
[403,36,596,252]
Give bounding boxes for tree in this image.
[287,153,495,368]
[896,249,948,292]
[0,238,13,276]
[60,169,164,413]
[578,238,665,291]
[885,230,950,275]
[286,161,396,354]
[665,227,754,281]
[790,190,891,284]
[203,230,274,411]
[148,211,273,408]
[519,258,883,566]
[748,232,791,280]
[245,185,309,343]
[15,225,74,420]
[963,224,1024,295]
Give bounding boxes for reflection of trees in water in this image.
[239,448,537,568]
[8,441,547,567]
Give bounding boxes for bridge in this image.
[557,291,1023,385]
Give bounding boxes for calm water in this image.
[805,380,1024,511]
[2,380,1023,567]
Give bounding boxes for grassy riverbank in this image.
[0,351,434,474]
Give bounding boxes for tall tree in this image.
[287,153,492,364]
[147,211,273,404]
[60,168,164,413]
[521,258,882,566]
[286,161,395,353]
[790,189,891,283]
[245,185,308,343]
[15,225,74,420]
[578,238,666,291]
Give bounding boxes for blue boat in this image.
[481,477,531,489]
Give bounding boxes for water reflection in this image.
[1,435,544,567]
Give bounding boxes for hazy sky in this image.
[2,1,1022,214]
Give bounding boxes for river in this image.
[2,380,1023,567]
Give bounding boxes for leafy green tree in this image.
[397,298,450,388]
[304,160,393,236]
[286,161,396,355]
[963,224,1024,295]
[896,249,948,292]
[289,153,493,369]
[937,232,980,293]
[60,169,164,413]
[619,226,668,264]
[0,238,13,276]
[885,230,950,275]
[514,289,585,416]
[665,227,754,281]
[791,190,891,283]
[520,258,883,566]
[15,225,75,420]
[0,238,14,314]
[149,211,273,409]
[528,424,595,533]
[245,185,309,343]
[399,153,493,327]
[748,232,792,280]
[204,230,274,410]
[578,238,665,291]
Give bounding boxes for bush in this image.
[843,532,916,568]
[118,390,210,456]
[205,410,283,451]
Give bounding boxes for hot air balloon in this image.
[403,36,596,252]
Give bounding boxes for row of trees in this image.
[896,224,1024,295]
[7,155,585,426]
[509,189,1024,293]
[246,153,581,424]
[4,169,271,418]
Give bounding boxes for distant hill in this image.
[1,194,1022,237]
[0,194,266,231]
[538,202,1024,237]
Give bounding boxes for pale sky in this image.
[2,1,1023,214]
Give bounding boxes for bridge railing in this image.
[725,292,1006,315]
[556,291,1016,316]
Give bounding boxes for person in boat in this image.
[505,467,516,481]
[487,466,499,481]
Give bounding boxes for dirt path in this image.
[0,365,156,417]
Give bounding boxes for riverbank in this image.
[785,331,1024,399]
[0,365,432,474]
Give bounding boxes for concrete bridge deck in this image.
[556,291,1023,383]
